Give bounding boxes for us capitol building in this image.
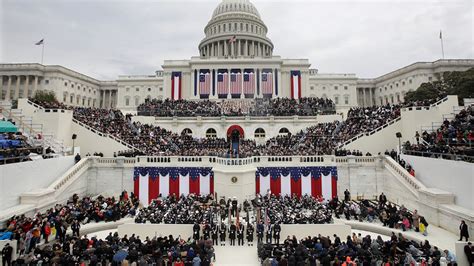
[1,0,473,112]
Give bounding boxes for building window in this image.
[254,128,265,138]
[322,86,326,90]
[148,88,151,92]
[278,128,290,136]
[182,128,193,136]
[344,96,349,105]
[402,81,405,86]
[206,128,217,138]
[126,87,130,92]
[64,82,67,86]
[45,80,49,84]
[344,86,348,90]
[310,86,314,91]
[125,97,130,106]
[334,96,339,104]
[159,87,163,92]
[136,88,139,92]
[334,86,338,90]
[428,76,433,81]
[135,97,140,106]
[409,79,412,84]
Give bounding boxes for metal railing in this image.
[403,150,474,163]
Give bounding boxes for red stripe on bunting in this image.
[178,74,182,100]
[311,175,322,197]
[210,174,214,194]
[256,175,260,195]
[298,74,302,99]
[332,176,338,199]
[148,176,159,203]
[270,175,281,196]
[189,175,200,195]
[169,175,180,196]
[290,176,302,198]
[134,176,139,197]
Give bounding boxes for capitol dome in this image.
[198,0,274,58]
[211,0,261,20]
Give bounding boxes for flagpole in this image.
[41,42,45,64]
[440,31,445,59]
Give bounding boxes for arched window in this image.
[254,128,265,138]
[125,97,130,106]
[206,128,217,138]
[182,128,193,136]
[279,128,290,136]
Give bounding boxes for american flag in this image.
[217,72,229,96]
[243,72,255,95]
[262,72,273,95]
[230,72,242,96]
[199,73,211,95]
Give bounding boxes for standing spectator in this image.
[229,222,236,246]
[344,189,351,202]
[465,242,473,266]
[460,220,470,241]
[1,243,13,266]
[74,153,81,164]
[71,220,80,237]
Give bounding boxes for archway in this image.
[227,125,245,156]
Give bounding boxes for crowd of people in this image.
[0,130,45,165]
[135,194,221,224]
[1,192,138,262]
[251,194,333,224]
[137,97,336,117]
[258,233,457,266]
[403,105,474,162]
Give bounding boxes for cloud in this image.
[1,0,472,80]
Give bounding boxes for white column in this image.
[224,41,228,56]
[23,75,29,98]
[5,76,11,100]
[33,76,38,97]
[14,76,20,99]
[101,91,105,108]
[273,69,277,96]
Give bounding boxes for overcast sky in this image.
[1,0,472,80]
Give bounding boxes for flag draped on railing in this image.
[255,166,337,200]
[133,167,214,205]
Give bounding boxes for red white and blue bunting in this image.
[255,167,337,200]
[133,167,214,205]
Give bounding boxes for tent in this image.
[0,121,18,133]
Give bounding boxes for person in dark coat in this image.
[257,221,264,243]
[211,224,218,246]
[237,224,245,246]
[203,223,211,240]
[464,242,473,266]
[1,243,13,266]
[246,223,254,246]
[219,223,226,246]
[460,220,469,241]
[193,222,201,241]
[229,222,236,246]
[273,223,281,244]
[266,224,272,244]
[71,220,80,237]
[344,189,351,202]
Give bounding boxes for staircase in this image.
[0,100,69,155]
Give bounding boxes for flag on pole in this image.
[439,30,442,39]
[228,35,236,43]
[35,39,44,45]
